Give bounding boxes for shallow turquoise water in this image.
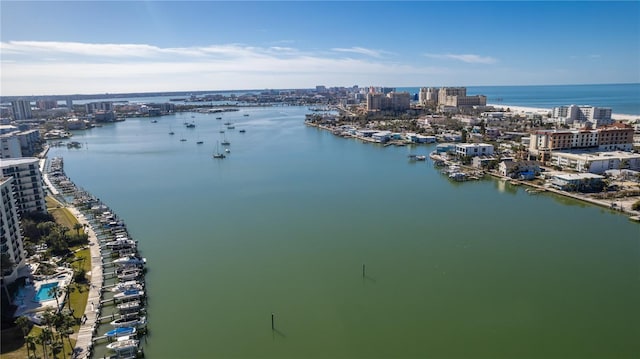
[49,106,640,358]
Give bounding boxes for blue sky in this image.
[1,1,639,96]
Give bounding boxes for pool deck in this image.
[68,206,104,359]
[13,268,72,317]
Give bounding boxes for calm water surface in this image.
[49,106,639,358]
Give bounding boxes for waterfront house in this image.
[550,173,605,192]
[455,143,494,157]
[472,156,496,169]
[355,129,378,138]
[499,160,541,179]
[435,143,456,154]
[372,131,391,143]
[549,150,640,174]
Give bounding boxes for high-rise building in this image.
[0,158,47,215]
[10,100,32,121]
[366,91,411,111]
[1,177,26,285]
[552,105,613,127]
[1,134,22,158]
[419,87,439,106]
[438,87,486,108]
[85,101,113,114]
[37,99,58,110]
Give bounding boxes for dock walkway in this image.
[69,207,103,359]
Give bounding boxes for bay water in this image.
[49,105,639,358]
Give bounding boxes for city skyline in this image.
[1,1,639,96]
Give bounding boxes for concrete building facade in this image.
[1,177,26,285]
[10,100,32,121]
[437,87,487,108]
[0,158,47,215]
[455,143,494,157]
[529,124,634,159]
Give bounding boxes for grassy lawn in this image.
[1,323,75,359]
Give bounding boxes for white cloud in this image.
[0,40,456,95]
[331,47,388,58]
[424,53,497,64]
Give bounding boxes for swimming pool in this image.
[34,282,59,302]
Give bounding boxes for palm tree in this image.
[64,284,76,313]
[26,335,37,359]
[0,253,15,303]
[16,316,33,356]
[37,328,53,359]
[48,286,63,313]
[60,314,76,352]
[72,223,83,237]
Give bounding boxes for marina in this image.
[45,157,149,358]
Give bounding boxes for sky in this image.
[1,1,639,96]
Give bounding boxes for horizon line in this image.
[1,82,639,100]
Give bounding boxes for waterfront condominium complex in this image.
[366,91,411,111]
[437,87,487,109]
[551,105,613,127]
[419,87,439,106]
[10,100,32,121]
[528,123,634,159]
[0,176,26,285]
[0,157,47,215]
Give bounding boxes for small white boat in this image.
[111,281,144,293]
[114,289,144,301]
[106,337,139,352]
[113,255,146,267]
[117,300,142,313]
[105,326,136,338]
[105,239,136,250]
[117,269,142,281]
[110,315,147,328]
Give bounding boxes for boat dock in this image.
[45,157,150,358]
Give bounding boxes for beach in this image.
[487,103,639,122]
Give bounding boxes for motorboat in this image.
[105,326,136,338]
[117,300,142,313]
[113,255,146,267]
[113,289,145,301]
[117,268,142,281]
[110,315,147,328]
[106,337,139,352]
[105,238,137,250]
[111,281,144,293]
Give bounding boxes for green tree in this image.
[26,335,37,359]
[1,253,15,303]
[37,328,53,359]
[48,286,64,313]
[16,316,33,357]
[73,223,83,236]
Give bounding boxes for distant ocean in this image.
[398,83,640,115]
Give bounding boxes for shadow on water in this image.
[272,328,286,339]
[362,274,377,284]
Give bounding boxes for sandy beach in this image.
[487,103,639,122]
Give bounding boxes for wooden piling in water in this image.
[271,313,274,330]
